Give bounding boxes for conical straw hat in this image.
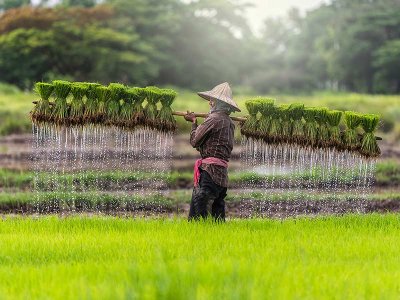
[197,82,241,112]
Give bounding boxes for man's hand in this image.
[184,111,197,123]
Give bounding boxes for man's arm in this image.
[190,117,214,148]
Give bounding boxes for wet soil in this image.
[2,198,400,218]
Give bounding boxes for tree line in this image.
[0,0,399,93]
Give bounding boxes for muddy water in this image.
[31,124,173,213]
[240,137,376,203]
[0,125,386,216]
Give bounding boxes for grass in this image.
[0,215,400,299]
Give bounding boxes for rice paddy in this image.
[0,215,400,299]
[0,82,397,299]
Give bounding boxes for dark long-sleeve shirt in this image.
[190,111,235,187]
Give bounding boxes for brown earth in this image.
[2,198,400,219]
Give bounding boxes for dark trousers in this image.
[188,169,227,221]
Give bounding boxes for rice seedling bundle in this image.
[107,83,126,126]
[84,83,101,124]
[303,107,319,147]
[144,86,162,129]
[118,88,137,129]
[51,80,72,125]
[255,98,275,140]
[288,103,304,144]
[268,105,284,144]
[360,114,380,157]
[279,104,291,143]
[129,87,146,128]
[314,108,330,147]
[31,82,54,124]
[326,110,343,149]
[157,88,178,132]
[95,86,112,124]
[241,100,260,139]
[343,111,362,151]
[69,83,88,126]
[119,88,138,129]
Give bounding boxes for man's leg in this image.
[188,170,218,220]
[211,187,227,222]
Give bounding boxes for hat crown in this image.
[210,82,232,99]
[197,82,241,112]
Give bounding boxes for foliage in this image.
[0,1,399,93]
[0,5,155,89]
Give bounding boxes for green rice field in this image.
[0,215,400,299]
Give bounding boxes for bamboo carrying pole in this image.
[172,111,246,122]
[31,101,382,140]
[31,102,247,122]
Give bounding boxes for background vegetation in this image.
[0,0,399,94]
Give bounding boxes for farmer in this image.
[184,82,241,221]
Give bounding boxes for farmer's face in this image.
[209,99,216,108]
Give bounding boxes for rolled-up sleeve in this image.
[190,118,214,148]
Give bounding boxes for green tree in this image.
[0,5,158,88]
[61,0,98,7]
[0,0,30,11]
[373,40,400,93]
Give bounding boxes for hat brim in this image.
[197,92,241,112]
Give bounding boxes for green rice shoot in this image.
[315,108,329,147]
[344,111,362,151]
[51,80,72,125]
[326,110,343,149]
[95,86,112,124]
[241,99,260,139]
[289,103,305,143]
[107,83,125,126]
[32,82,54,124]
[157,88,178,132]
[279,104,291,143]
[144,86,162,129]
[255,98,275,140]
[83,83,101,124]
[70,83,88,125]
[303,107,319,147]
[360,114,380,157]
